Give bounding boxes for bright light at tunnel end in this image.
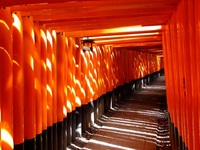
[102,25,162,33]
[82,25,162,41]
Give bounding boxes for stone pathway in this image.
[69,76,171,150]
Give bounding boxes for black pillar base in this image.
[147,75,151,84]
[82,105,87,135]
[63,117,68,149]
[116,86,122,104]
[111,90,117,108]
[67,112,72,146]
[53,123,58,150]
[42,129,48,150]
[87,101,95,130]
[104,92,112,113]
[72,110,76,143]
[100,95,105,117]
[14,143,24,150]
[76,107,82,137]
[47,126,53,150]
[135,79,142,91]
[36,133,42,150]
[57,121,63,150]
[169,116,188,150]
[160,69,165,76]
[24,137,36,150]
[127,82,132,96]
[93,99,98,123]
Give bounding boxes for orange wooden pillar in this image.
[80,48,88,134]
[84,50,93,103]
[163,26,175,149]
[90,49,98,101]
[89,48,98,122]
[80,50,87,105]
[163,25,175,127]
[71,39,82,108]
[169,15,178,140]
[46,29,53,150]
[195,0,200,147]
[92,46,99,99]
[0,7,14,150]
[97,47,104,97]
[162,28,172,122]
[86,50,94,127]
[74,42,84,137]
[23,16,36,150]
[64,37,70,143]
[66,37,77,143]
[169,15,183,149]
[12,12,24,150]
[34,23,42,150]
[56,32,65,150]
[101,47,109,110]
[181,1,193,149]
[176,7,187,148]
[66,37,76,111]
[40,26,48,150]
[62,35,68,149]
[51,30,58,150]
[187,0,199,149]
[74,42,82,105]
[91,46,100,121]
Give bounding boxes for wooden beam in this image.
[13,3,177,17]
[2,0,180,7]
[42,14,170,27]
[113,42,162,48]
[29,8,173,22]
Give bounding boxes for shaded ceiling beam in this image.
[54,21,165,37]
[42,14,170,28]
[113,43,162,48]
[2,0,180,7]
[114,44,162,49]
[94,38,162,45]
[29,8,173,21]
[64,30,163,39]
[114,48,163,54]
[49,21,166,31]
[13,3,177,16]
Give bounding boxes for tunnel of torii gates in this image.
[0,0,200,150]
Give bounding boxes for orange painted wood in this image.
[57,32,65,121]
[163,25,176,127]
[80,50,88,105]
[40,26,48,131]
[66,37,76,109]
[12,12,24,145]
[63,36,69,114]
[92,47,99,99]
[34,23,43,135]
[84,50,94,102]
[46,29,53,127]
[195,0,200,147]
[52,30,57,124]
[173,10,186,142]
[11,0,178,12]
[182,0,193,149]
[0,7,14,150]
[162,26,172,122]
[163,0,200,148]
[74,47,84,106]
[23,16,36,140]
[187,0,199,149]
